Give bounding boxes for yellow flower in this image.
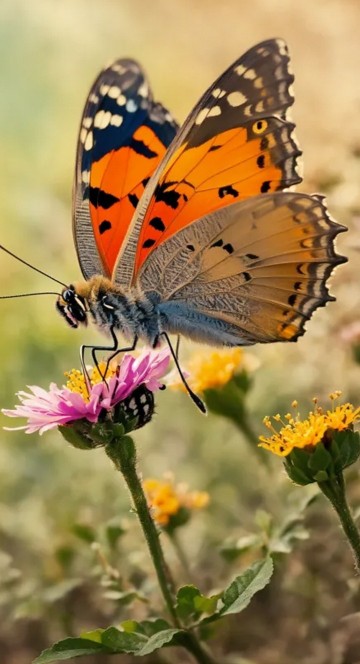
[143,476,209,528]
[65,362,117,401]
[259,393,360,458]
[171,347,258,394]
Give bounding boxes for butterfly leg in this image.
[80,327,137,385]
[102,333,139,379]
[160,332,206,414]
[175,335,181,361]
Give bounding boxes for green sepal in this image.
[284,431,360,486]
[165,506,191,533]
[203,371,251,429]
[58,424,94,450]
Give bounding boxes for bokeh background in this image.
[0,1,360,662]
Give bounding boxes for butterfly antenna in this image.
[0,244,67,288]
[0,292,61,299]
[161,332,207,414]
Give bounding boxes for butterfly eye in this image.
[62,289,75,303]
[102,295,115,310]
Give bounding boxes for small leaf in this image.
[106,524,126,549]
[137,629,183,656]
[72,524,96,543]
[176,585,218,621]
[220,534,262,561]
[101,626,146,653]
[33,637,110,663]
[219,557,273,617]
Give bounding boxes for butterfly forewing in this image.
[138,192,346,345]
[73,59,178,280]
[114,39,301,287]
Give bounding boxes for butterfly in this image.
[55,39,346,411]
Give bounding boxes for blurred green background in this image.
[0,1,360,662]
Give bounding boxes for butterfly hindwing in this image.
[115,39,302,287]
[139,192,346,345]
[73,59,178,279]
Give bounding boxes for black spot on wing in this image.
[89,187,120,209]
[260,181,271,193]
[142,177,150,187]
[154,182,181,209]
[257,154,265,168]
[149,217,166,232]
[260,136,269,151]
[245,253,259,260]
[243,272,251,282]
[223,243,234,254]
[218,185,239,199]
[187,244,195,252]
[131,138,158,159]
[142,238,156,249]
[209,145,221,152]
[99,220,112,234]
[128,193,139,208]
[288,293,297,306]
[211,239,224,248]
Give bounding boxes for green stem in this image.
[169,530,194,581]
[105,436,218,664]
[318,474,360,574]
[106,437,179,626]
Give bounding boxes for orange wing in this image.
[114,39,301,287]
[73,59,178,279]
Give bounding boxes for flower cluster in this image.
[171,347,257,394]
[259,392,360,458]
[143,476,209,530]
[2,349,170,435]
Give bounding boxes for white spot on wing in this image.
[126,99,138,112]
[244,68,256,80]
[108,85,121,99]
[208,105,221,117]
[212,88,226,98]
[227,91,247,107]
[110,114,123,127]
[80,128,87,144]
[117,94,127,106]
[81,170,90,184]
[84,132,93,151]
[94,110,111,129]
[234,64,246,76]
[100,84,110,96]
[138,82,149,97]
[82,117,92,129]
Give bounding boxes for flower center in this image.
[65,362,117,400]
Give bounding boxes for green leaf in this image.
[219,557,273,616]
[33,637,111,663]
[137,629,183,656]
[72,524,96,543]
[176,585,218,621]
[106,523,126,549]
[220,534,262,561]
[101,626,146,652]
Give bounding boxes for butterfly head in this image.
[56,286,88,328]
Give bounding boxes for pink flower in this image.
[2,348,170,435]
